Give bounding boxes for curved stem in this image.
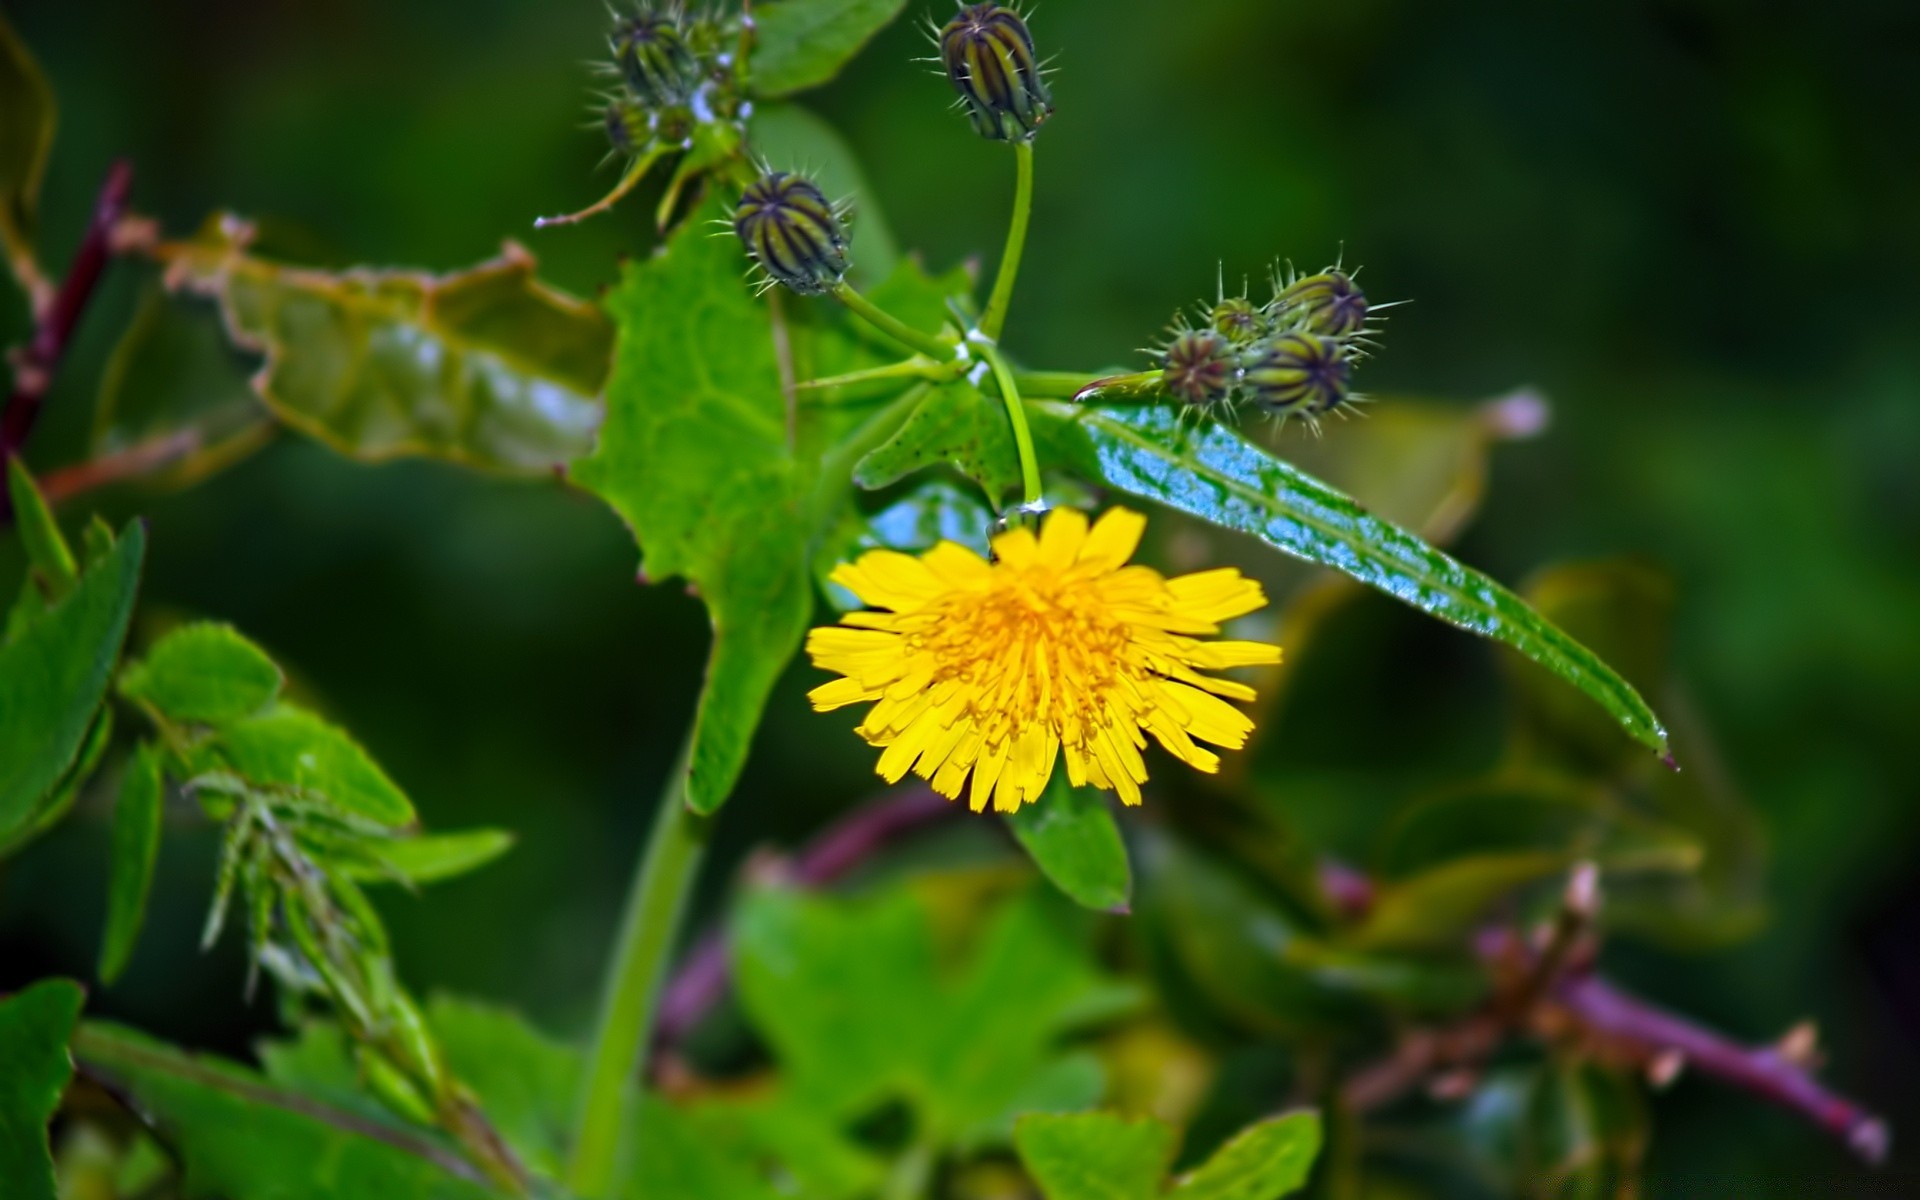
[568,732,710,1198]
[980,140,1034,342]
[831,281,955,362]
[976,340,1043,507]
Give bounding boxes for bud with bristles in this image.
[1243,331,1352,417]
[734,172,852,296]
[615,11,700,107]
[939,3,1054,142]
[604,99,650,155]
[1161,331,1237,408]
[1210,297,1265,345]
[1275,269,1369,338]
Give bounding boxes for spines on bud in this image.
[1161,331,1238,409]
[1273,268,1369,337]
[1209,297,1264,345]
[939,3,1054,142]
[734,172,852,296]
[1242,331,1352,417]
[614,11,701,107]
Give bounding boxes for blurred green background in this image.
[2,0,1916,1192]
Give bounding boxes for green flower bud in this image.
[1161,331,1237,408]
[939,3,1054,142]
[734,172,851,296]
[1243,332,1352,417]
[614,10,699,107]
[1210,297,1265,345]
[1274,269,1368,337]
[604,99,650,156]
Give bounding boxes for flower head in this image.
[1161,330,1237,408]
[807,508,1281,813]
[939,3,1054,142]
[734,171,852,296]
[1274,269,1369,338]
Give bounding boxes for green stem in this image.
[980,140,1035,341]
[976,341,1043,508]
[831,281,956,362]
[567,731,710,1198]
[797,359,946,394]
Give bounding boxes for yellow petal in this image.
[1079,507,1147,571]
[1037,508,1090,569]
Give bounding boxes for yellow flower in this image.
[807,507,1282,813]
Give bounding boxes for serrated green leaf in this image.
[0,521,144,848]
[72,1022,503,1199]
[1007,776,1132,913]
[341,829,516,887]
[751,0,908,99]
[627,1093,784,1200]
[0,12,54,268]
[0,980,84,1200]
[572,201,963,813]
[1031,403,1668,756]
[120,621,284,725]
[1014,1111,1174,1200]
[7,459,77,598]
[100,744,165,983]
[426,997,580,1179]
[212,704,415,827]
[1171,1111,1321,1200]
[681,1089,886,1200]
[93,287,275,487]
[732,883,1128,1140]
[854,378,1023,505]
[749,103,899,285]
[165,223,608,473]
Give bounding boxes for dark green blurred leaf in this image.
[0,521,144,850]
[0,706,111,860]
[342,829,516,887]
[750,0,908,99]
[1354,853,1569,953]
[166,221,609,473]
[573,202,964,813]
[1030,403,1668,758]
[255,1020,401,1129]
[1014,1110,1173,1200]
[1007,776,1132,913]
[0,11,54,267]
[426,997,579,1179]
[855,379,1023,506]
[1170,1111,1321,1199]
[749,103,899,284]
[733,883,1129,1142]
[0,980,83,1200]
[7,459,77,599]
[119,621,284,725]
[73,1022,504,1198]
[93,287,275,486]
[1380,778,1702,882]
[211,704,416,827]
[676,1089,885,1200]
[100,744,165,983]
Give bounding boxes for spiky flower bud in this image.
[615,11,700,107]
[939,4,1054,142]
[734,172,851,296]
[1210,297,1264,345]
[1274,270,1368,337]
[1243,332,1352,416]
[604,99,650,155]
[1161,331,1237,408]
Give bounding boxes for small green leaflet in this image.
[1014,1109,1323,1200]
[1029,403,1669,756]
[751,0,909,99]
[100,744,166,983]
[1007,776,1133,913]
[119,621,284,725]
[0,516,146,849]
[0,980,85,1200]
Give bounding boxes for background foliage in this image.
[2,0,1916,1194]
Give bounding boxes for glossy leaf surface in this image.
[751,0,908,98]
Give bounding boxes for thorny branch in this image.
[1340,862,1890,1165]
[0,160,136,489]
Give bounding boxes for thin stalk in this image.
[976,341,1043,507]
[979,140,1035,341]
[797,359,947,394]
[830,281,956,362]
[567,732,710,1198]
[1007,370,1103,399]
